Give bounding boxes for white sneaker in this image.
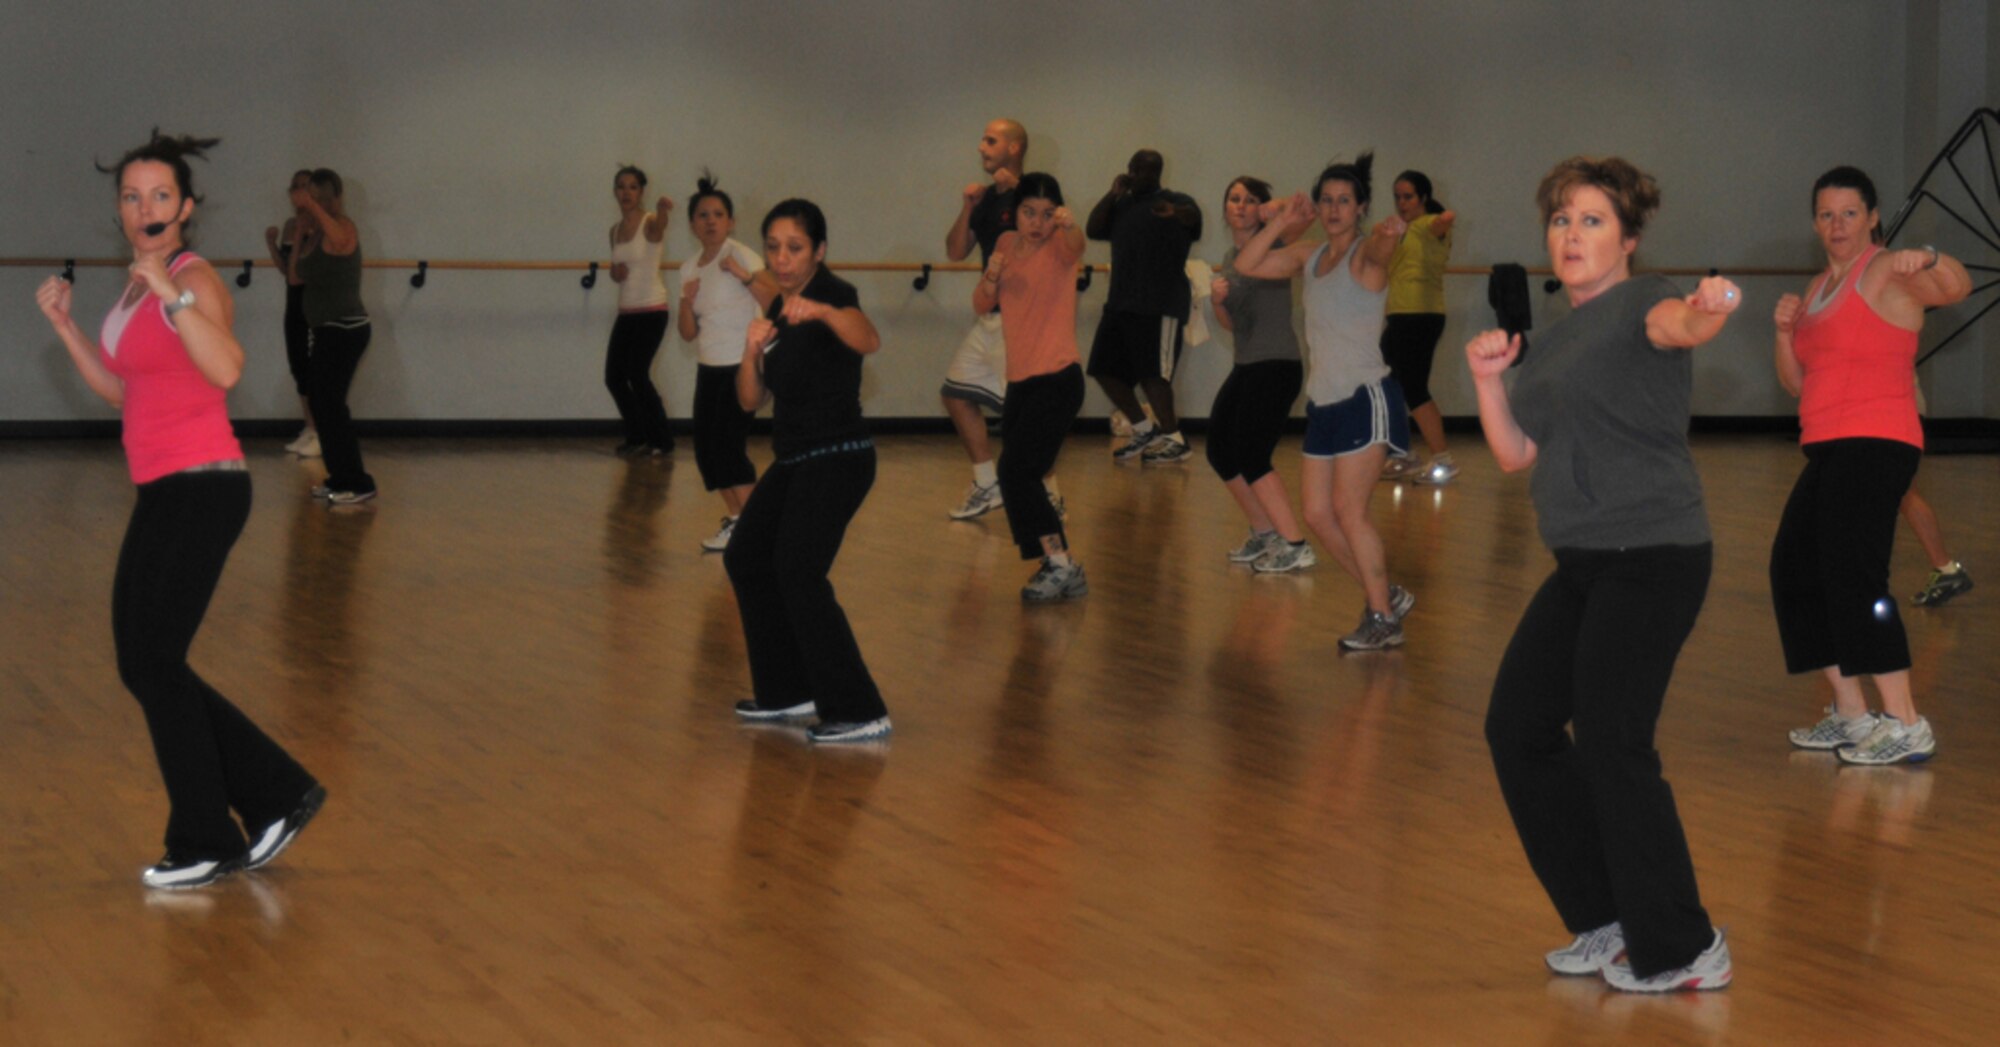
[1412,455,1459,485]
[1545,921,1624,975]
[284,428,317,454]
[1788,707,1879,750]
[949,482,1004,520]
[702,516,738,553]
[1603,929,1732,993]
[1837,716,1937,766]
[289,431,321,458]
[1252,541,1316,574]
[1228,530,1280,563]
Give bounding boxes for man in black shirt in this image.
[1086,149,1202,463]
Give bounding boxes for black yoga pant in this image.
[1485,542,1714,979]
[605,310,673,449]
[1380,312,1446,411]
[283,284,310,398]
[723,444,885,724]
[1206,359,1302,484]
[999,365,1084,560]
[307,321,375,494]
[115,471,317,860]
[1770,437,1920,677]
[693,363,756,492]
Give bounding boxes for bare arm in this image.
[1209,276,1235,332]
[293,192,358,256]
[946,183,986,261]
[1875,247,1973,315]
[34,276,124,406]
[1645,276,1741,349]
[738,318,774,412]
[264,217,295,270]
[1466,330,1537,471]
[1353,215,1406,292]
[1233,196,1314,281]
[130,256,243,388]
[1086,176,1130,241]
[646,197,673,244]
[677,277,700,341]
[971,232,1012,315]
[1429,211,1457,240]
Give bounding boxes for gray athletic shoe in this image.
[1252,541,1316,574]
[1389,584,1415,622]
[1022,560,1088,603]
[949,481,1004,520]
[1837,716,1937,765]
[1339,609,1405,651]
[1913,563,1972,606]
[1788,707,1879,750]
[1412,454,1460,486]
[1113,429,1161,460]
[701,516,738,553]
[1141,434,1194,464]
[1545,921,1625,976]
[1228,530,1280,563]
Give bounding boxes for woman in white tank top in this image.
[1232,153,1418,652]
[603,165,675,456]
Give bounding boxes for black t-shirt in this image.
[1097,189,1202,321]
[969,187,1019,266]
[762,267,868,459]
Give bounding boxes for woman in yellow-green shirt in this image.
[1380,170,1458,484]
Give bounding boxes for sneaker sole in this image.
[1838,747,1936,766]
[143,858,246,890]
[734,702,816,723]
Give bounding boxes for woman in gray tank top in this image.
[291,168,376,503]
[1233,154,1416,652]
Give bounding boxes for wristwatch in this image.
[164,288,196,316]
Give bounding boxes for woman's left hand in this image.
[130,256,179,301]
[1052,206,1075,229]
[1371,214,1409,242]
[780,295,830,325]
[1687,276,1743,315]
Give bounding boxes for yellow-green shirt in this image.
[1386,213,1450,315]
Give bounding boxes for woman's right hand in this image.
[1209,276,1231,301]
[680,277,700,304]
[1466,329,1521,378]
[35,275,73,329]
[745,318,776,361]
[1773,293,1802,334]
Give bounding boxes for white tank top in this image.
[1303,240,1389,405]
[610,216,669,310]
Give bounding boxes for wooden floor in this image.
[1,431,1996,1044]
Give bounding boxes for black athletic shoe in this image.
[141,852,245,890]
[807,717,893,744]
[245,784,328,871]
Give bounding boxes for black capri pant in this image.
[1485,542,1714,979]
[1205,359,1303,484]
[999,364,1085,560]
[693,363,757,492]
[1770,437,1920,677]
[1380,313,1447,411]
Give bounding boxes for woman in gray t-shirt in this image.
[1466,156,1742,994]
[1206,176,1308,572]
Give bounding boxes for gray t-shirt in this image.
[1218,246,1301,366]
[1509,274,1710,551]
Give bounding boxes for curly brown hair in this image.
[1535,156,1660,238]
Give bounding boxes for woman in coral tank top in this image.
[1772,166,1971,766]
[33,132,325,890]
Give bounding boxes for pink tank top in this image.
[1792,245,1922,450]
[100,253,245,483]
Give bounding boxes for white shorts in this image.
[941,312,1007,411]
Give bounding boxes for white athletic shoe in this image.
[1545,921,1625,975]
[949,482,1004,520]
[289,431,321,458]
[1788,707,1879,750]
[702,516,738,553]
[1602,929,1733,993]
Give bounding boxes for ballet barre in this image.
[1,256,1822,287]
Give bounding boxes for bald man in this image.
[941,119,1062,520]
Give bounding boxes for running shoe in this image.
[702,516,738,553]
[1141,434,1194,464]
[1837,716,1936,765]
[245,785,328,871]
[326,488,377,506]
[1113,429,1161,461]
[949,481,1004,520]
[287,430,321,458]
[1252,541,1316,574]
[1913,563,1973,607]
[1228,530,1280,563]
[142,853,244,890]
[1022,559,1089,603]
[1413,454,1460,486]
[1788,707,1879,750]
[808,717,893,744]
[734,699,815,723]
[1546,922,1625,976]
[1379,453,1421,481]
[1339,609,1405,651]
[1602,929,1732,993]
[1389,584,1415,622]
